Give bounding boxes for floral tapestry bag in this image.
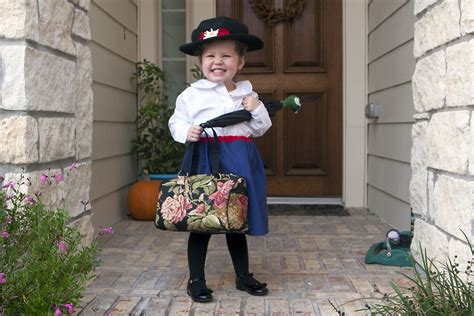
[154,130,248,233]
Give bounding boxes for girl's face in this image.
[200,40,245,91]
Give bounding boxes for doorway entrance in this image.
[217,0,343,197]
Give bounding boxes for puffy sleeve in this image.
[168,92,191,144]
[246,91,272,137]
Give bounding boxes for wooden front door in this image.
[217,0,342,197]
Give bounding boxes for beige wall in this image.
[367,0,416,230]
[343,0,367,207]
[90,0,138,230]
[138,0,160,65]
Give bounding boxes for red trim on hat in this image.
[199,27,230,40]
[218,28,230,37]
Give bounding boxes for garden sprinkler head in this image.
[387,229,401,245]
[385,229,401,258]
[281,95,301,113]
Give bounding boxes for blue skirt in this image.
[181,136,268,236]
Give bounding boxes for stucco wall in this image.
[410,0,473,268]
[0,0,94,242]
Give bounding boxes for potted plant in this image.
[127,59,186,221]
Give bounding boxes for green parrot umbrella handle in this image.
[263,95,301,117]
[281,95,301,113]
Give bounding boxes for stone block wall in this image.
[411,0,473,269]
[0,0,94,243]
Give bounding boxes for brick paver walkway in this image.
[78,208,411,315]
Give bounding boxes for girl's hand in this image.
[186,125,203,142]
[242,96,260,112]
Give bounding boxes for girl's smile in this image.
[200,40,245,91]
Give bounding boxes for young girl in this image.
[169,16,271,303]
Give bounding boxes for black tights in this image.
[187,232,249,280]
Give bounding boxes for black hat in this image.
[179,16,263,56]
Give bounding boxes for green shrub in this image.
[329,233,473,315]
[0,172,102,315]
[368,234,473,315]
[131,59,186,174]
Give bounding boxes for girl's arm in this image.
[169,93,192,144]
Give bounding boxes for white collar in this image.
[230,80,253,97]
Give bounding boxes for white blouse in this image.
[169,79,272,144]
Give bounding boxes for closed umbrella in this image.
[199,95,301,128]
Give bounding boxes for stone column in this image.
[411,0,473,270]
[0,0,94,244]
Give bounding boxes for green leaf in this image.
[161,182,175,187]
[163,220,177,231]
[202,214,222,229]
[187,221,204,231]
[187,215,205,222]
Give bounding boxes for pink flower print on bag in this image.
[188,203,206,216]
[161,194,192,224]
[209,179,235,208]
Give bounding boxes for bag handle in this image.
[180,128,220,176]
[207,128,220,174]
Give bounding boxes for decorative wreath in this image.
[249,0,307,25]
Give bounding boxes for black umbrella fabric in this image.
[199,109,251,128]
[199,95,301,129]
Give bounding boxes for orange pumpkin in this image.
[127,170,161,221]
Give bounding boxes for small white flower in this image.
[203,28,219,39]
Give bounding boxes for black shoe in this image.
[187,278,213,303]
[235,273,268,296]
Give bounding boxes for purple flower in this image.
[68,163,78,171]
[63,304,74,314]
[3,216,12,226]
[0,273,5,284]
[23,194,34,205]
[0,176,4,182]
[39,173,48,184]
[2,181,13,190]
[99,226,114,235]
[57,240,67,253]
[1,231,8,239]
[54,172,63,183]
[54,307,63,316]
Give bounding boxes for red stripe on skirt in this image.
[199,135,252,142]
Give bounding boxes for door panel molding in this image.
[284,91,327,176]
[284,0,327,73]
